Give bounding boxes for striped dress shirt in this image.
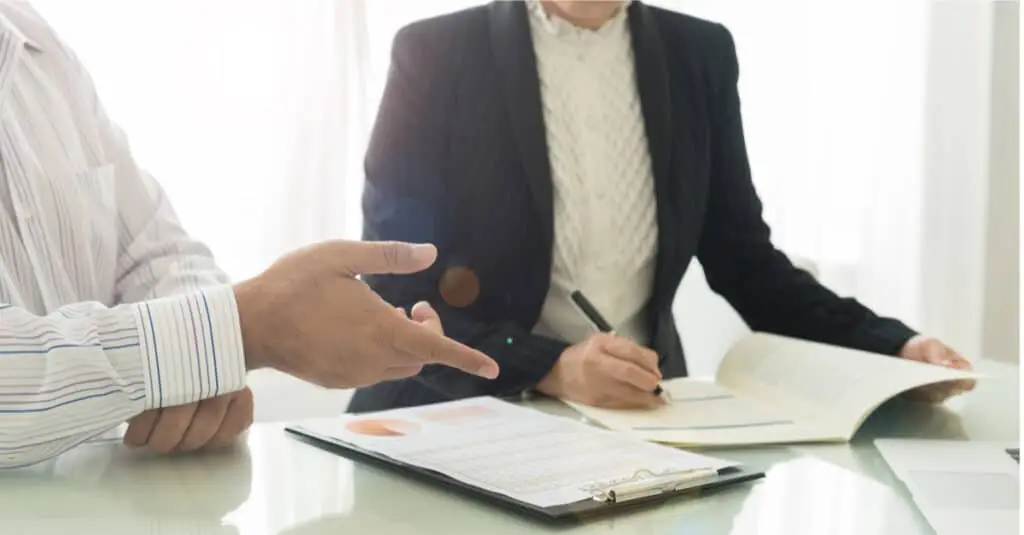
[0,2,246,468]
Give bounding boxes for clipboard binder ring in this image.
[582,467,720,503]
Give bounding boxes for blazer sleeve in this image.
[696,25,918,356]
[362,25,568,399]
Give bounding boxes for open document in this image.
[567,333,980,447]
[288,397,741,509]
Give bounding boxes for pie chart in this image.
[345,418,421,437]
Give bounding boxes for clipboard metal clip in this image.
[582,467,719,503]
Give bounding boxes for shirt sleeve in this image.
[0,285,245,469]
[0,15,249,468]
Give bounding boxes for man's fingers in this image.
[207,388,254,450]
[123,409,161,448]
[337,241,438,277]
[389,319,498,379]
[381,365,426,382]
[601,337,660,375]
[411,301,443,335]
[147,403,199,454]
[177,395,232,452]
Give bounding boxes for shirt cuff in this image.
[132,285,246,409]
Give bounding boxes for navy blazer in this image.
[349,1,916,412]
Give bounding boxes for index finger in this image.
[601,337,660,375]
[334,241,438,277]
[390,319,499,379]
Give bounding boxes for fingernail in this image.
[410,243,437,263]
[477,362,499,379]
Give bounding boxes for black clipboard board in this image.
[285,425,764,524]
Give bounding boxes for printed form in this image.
[295,397,736,508]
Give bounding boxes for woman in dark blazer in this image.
[348,0,973,413]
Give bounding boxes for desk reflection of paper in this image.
[875,439,1019,535]
[293,398,737,508]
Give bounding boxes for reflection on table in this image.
[0,438,252,535]
[0,360,1015,535]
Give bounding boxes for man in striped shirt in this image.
[0,2,499,468]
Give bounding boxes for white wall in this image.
[919,0,1021,362]
[920,1,994,360]
[981,1,1020,363]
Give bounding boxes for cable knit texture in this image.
[528,1,658,346]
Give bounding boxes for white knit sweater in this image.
[528,1,659,346]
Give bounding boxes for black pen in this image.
[569,290,665,398]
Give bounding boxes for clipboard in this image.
[285,424,764,524]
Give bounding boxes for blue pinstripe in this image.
[143,303,162,406]
[200,291,219,395]
[0,389,147,414]
[0,342,140,355]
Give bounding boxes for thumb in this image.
[336,241,438,276]
[411,301,443,335]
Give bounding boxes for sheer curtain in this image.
[31,0,989,371]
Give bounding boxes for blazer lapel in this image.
[628,2,685,311]
[628,2,674,200]
[489,1,554,250]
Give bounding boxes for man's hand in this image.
[233,240,499,389]
[399,301,444,333]
[123,387,254,454]
[536,333,664,409]
[899,335,976,403]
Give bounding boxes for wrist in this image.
[233,281,271,371]
[535,371,560,397]
[897,334,926,358]
[535,349,571,396]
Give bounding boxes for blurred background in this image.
[30,0,1019,415]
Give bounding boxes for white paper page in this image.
[566,379,837,446]
[293,397,737,508]
[875,439,1019,535]
[717,334,981,436]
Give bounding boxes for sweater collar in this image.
[527,0,630,38]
